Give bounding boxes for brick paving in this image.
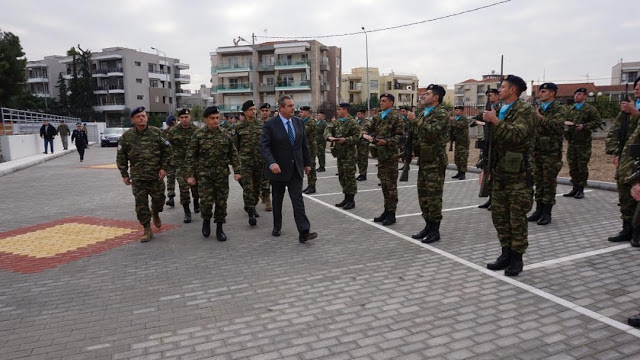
[0,146,639,359]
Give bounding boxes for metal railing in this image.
[1,107,81,135]
[276,80,311,88]
[216,83,253,91]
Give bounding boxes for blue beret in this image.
[380,93,395,103]
[177,108,190,116]
[503,75,527,93]
[338,102,350,108]
[299,106,311,111]
[203,106,219,117]
[242,100,255,112]
[539,82,558,91]
[165,115,176,125]
[129,106,145,118]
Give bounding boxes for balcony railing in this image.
[107,67,123,74]
[275,60,310,69]
[216,83,253,92]
[212,63,252,73]
[175,74,191,81]
[275,80,311,90]
[149,69,169,75]
[257,63,276,72]
[108,84,124,90]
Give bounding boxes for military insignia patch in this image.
[117,144,122,150]
[165,140,170,146]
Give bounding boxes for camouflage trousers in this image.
[316,138,326,168]
[240,162,264,213]
[131,179,165,226]
[378,160,399,212]
[454,141,470,172]
[417,164,446,221]
[175,166,199,206]
[307,146,318,186]
[356,142,369,176]
[198,175,229,223]
[259,177,271,201]
[337,156,357,195]
[617,178,637,221]
[491,179,533,254]
[567,141,591,188]
[532,152,562,205]
[165,164,176,197]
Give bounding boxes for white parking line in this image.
[304,193,640,339]
[524,244,631,270]
[310,178,477,195]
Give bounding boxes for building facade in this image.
[181,84,215,109]
[341,67,418,108]
[210,40,341,114]
[454,72,502,106]
[25,56,67,101]
[611,61,640,85]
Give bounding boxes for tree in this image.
[191,104,203,121]
[0,30,27,106]
[56,73,69,115]
[67,45,94,120]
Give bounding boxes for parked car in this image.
[100,127,126,147]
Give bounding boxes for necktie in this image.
[286,121,295,146]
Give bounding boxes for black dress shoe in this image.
[305,186,316,194]
[316,167,325,172]
[628,313,640,328]
[202,220,211,238]
[299,231,318,243]
[302,186,310,194]
[272,228,281,237]
[478,200,491,209]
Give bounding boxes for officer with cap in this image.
[300,105,319,194]
[117,106,172,242]
[235,100,265,225]
[482,75,536,276]
[526,82,567,226]
[451,105,470,180]
[471,88,501,209]
[71,122,88,162]
[258,103,273,210]
[315,110,328,172]
[166,108,200,223]
[164,114,178,207]
[186,106,241,241]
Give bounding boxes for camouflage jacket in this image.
[167,123,199,164]
[302,117,318,156]
[565,103,601,143]
[364,109,404,161]
[185,126,240,179]
[324,116,361,157]
[233,118,263,168]
[489,100,536,182]
[412,104,450,167]
[220,120,234,132]
[451,115,470,142]
[606,108,640,156]
[57,123,70,137]
[533,100,567,155]
[116,126,171,181]
[316,119,327,140]
[356,117,372,146]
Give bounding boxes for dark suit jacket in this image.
[40,124,57,139]
[260,115,311,182]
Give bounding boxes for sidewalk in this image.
[0,142,95,177]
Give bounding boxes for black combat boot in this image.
[504,250,523,276]
[537,204,552,225]
[608,220,632,242]
[452,171,461,179]
[458,172,466,180]
[422,222,441,244]
[563,185,578,197]
[202,219,211,238]
[343,194,356,210]
[302,185,311,194]
[183,204,191,223]
[193,197,200,213]
[373,210,388,222]
[248,210,257,226]
[335,195,347,208]
[632,226,640,248]
[216,222,227,242]
[356,174,367,181]
[166,195,175,207]
[411,220,430,239]
[478,199,491,209]
[487,246,512,270]
[574,187,585,199]
[527,202,543,222]
[382,211,396,226]
[316,166,325,172]
[253,209,260,218]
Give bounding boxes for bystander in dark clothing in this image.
[40,120,57,154]
[71,123,88,162]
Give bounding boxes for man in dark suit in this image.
[39,119,57,154]
[260,95,318,243]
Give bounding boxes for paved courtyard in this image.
[1,146,640,360]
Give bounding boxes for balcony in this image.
[275,59,310,70]
[175,89,191,97]
[149,70,170,81]
[175,62,190,70]
[216,82,253,93]
[94,86,108,94]
[107,67,124,77]
[257,63,275,72]
[94,103,126,112]
[108,84,125,94]
[34,92,51,98]
[217,105,241,112]
[275,80,311,91]
[320,58,330,71]
[320,83,329,92]
[212,63,252,74]
[258,84,276,92]
[175,73,191,83]
[92,69,109,77]
[27,77,49,83]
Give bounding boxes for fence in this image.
[1,107,81,136]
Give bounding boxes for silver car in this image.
[100,127,126,147]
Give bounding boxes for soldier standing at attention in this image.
[167,108,200,223]
[563,87,602,199]
[300,106,318,194]
[164,115,178,207]
[71,122,88,162]
[407,85,449,243]
[235,100,265,226]
[363,93,404,225]
[258,103,273,211]
[325,103,361,210]
[355,109,370,181]
[451,105,470,180]
[116,106,171,243]
[57,120,70,150]
[471,88,500,209]
[526,83,566,226]
[186,106,241,241]
[483,75,536,276]
[315,110,328,172]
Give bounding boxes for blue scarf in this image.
[380,109,392,119]
[423,106,435,117]
[455,115,461,121]
[636,99,640,110]
[541,101,552,111]
[574,102,585,110]
[302,117,308,123]
[339,118,348,122]
[499,103,514,121]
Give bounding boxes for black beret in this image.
[380,93,395,103]
[242,100,255,112]
[635,76,640,89]
[299,106,311,111]
[165,115,176,125]
[317,110,325,115]
[503,75,527,93]
[356,109,366,113]
[454,105,464,110]
[486,88,499,95]
[203,106,219,117]
[426,84,446,99]
[129,106,145,118]
[260,103,271,110]
[539,82,558,91]
[338,102,350,108]
[574,87,587,95]
[76,122,82,126]
[177,108,191,116]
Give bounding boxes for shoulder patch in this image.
[117,144,122,151]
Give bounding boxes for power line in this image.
[255,0,513,39]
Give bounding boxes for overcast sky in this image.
[2,0,639,93]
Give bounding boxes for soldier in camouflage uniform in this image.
[606,76,640,243]
[624,79,640,248]
[315,111,328,172]
[471,88,500,209]
[526,83,567,226]
[355,109,371,181]
[451,105,470,180]
[163,115,178,207]
[185,106,241,241]
[167,108,200,223]
[258,103,273,211]
[116,106,172,242]
[483,75,536,277]
[363,94,404,225]
[234,100,265,226]
[407,85,450,243]
[219,114,233,131]
[300,106,319,194]
[325,103,361,209]
[563,87,602,199]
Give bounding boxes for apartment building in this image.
[454,72,502,105]
[341,67,418,108]
[611,61,640,85]
[210,40,341,114]
[25,55,67,100]
[181,84,215,109]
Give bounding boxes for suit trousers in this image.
[270,172,310,234]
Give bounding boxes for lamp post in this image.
[361,26,370,116]
[151,46,173,114]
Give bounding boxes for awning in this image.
[275,46,307,55]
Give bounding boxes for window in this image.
[150,79,159,88]
[137,95,144,100]
[370,80,378,90]
[229,78,239,89]
[155,96,160,103]
[136,78,143,84]
[336,57,340,67]
[266,77,274,86]
[134,61,141,66]
[349,94,354,103]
